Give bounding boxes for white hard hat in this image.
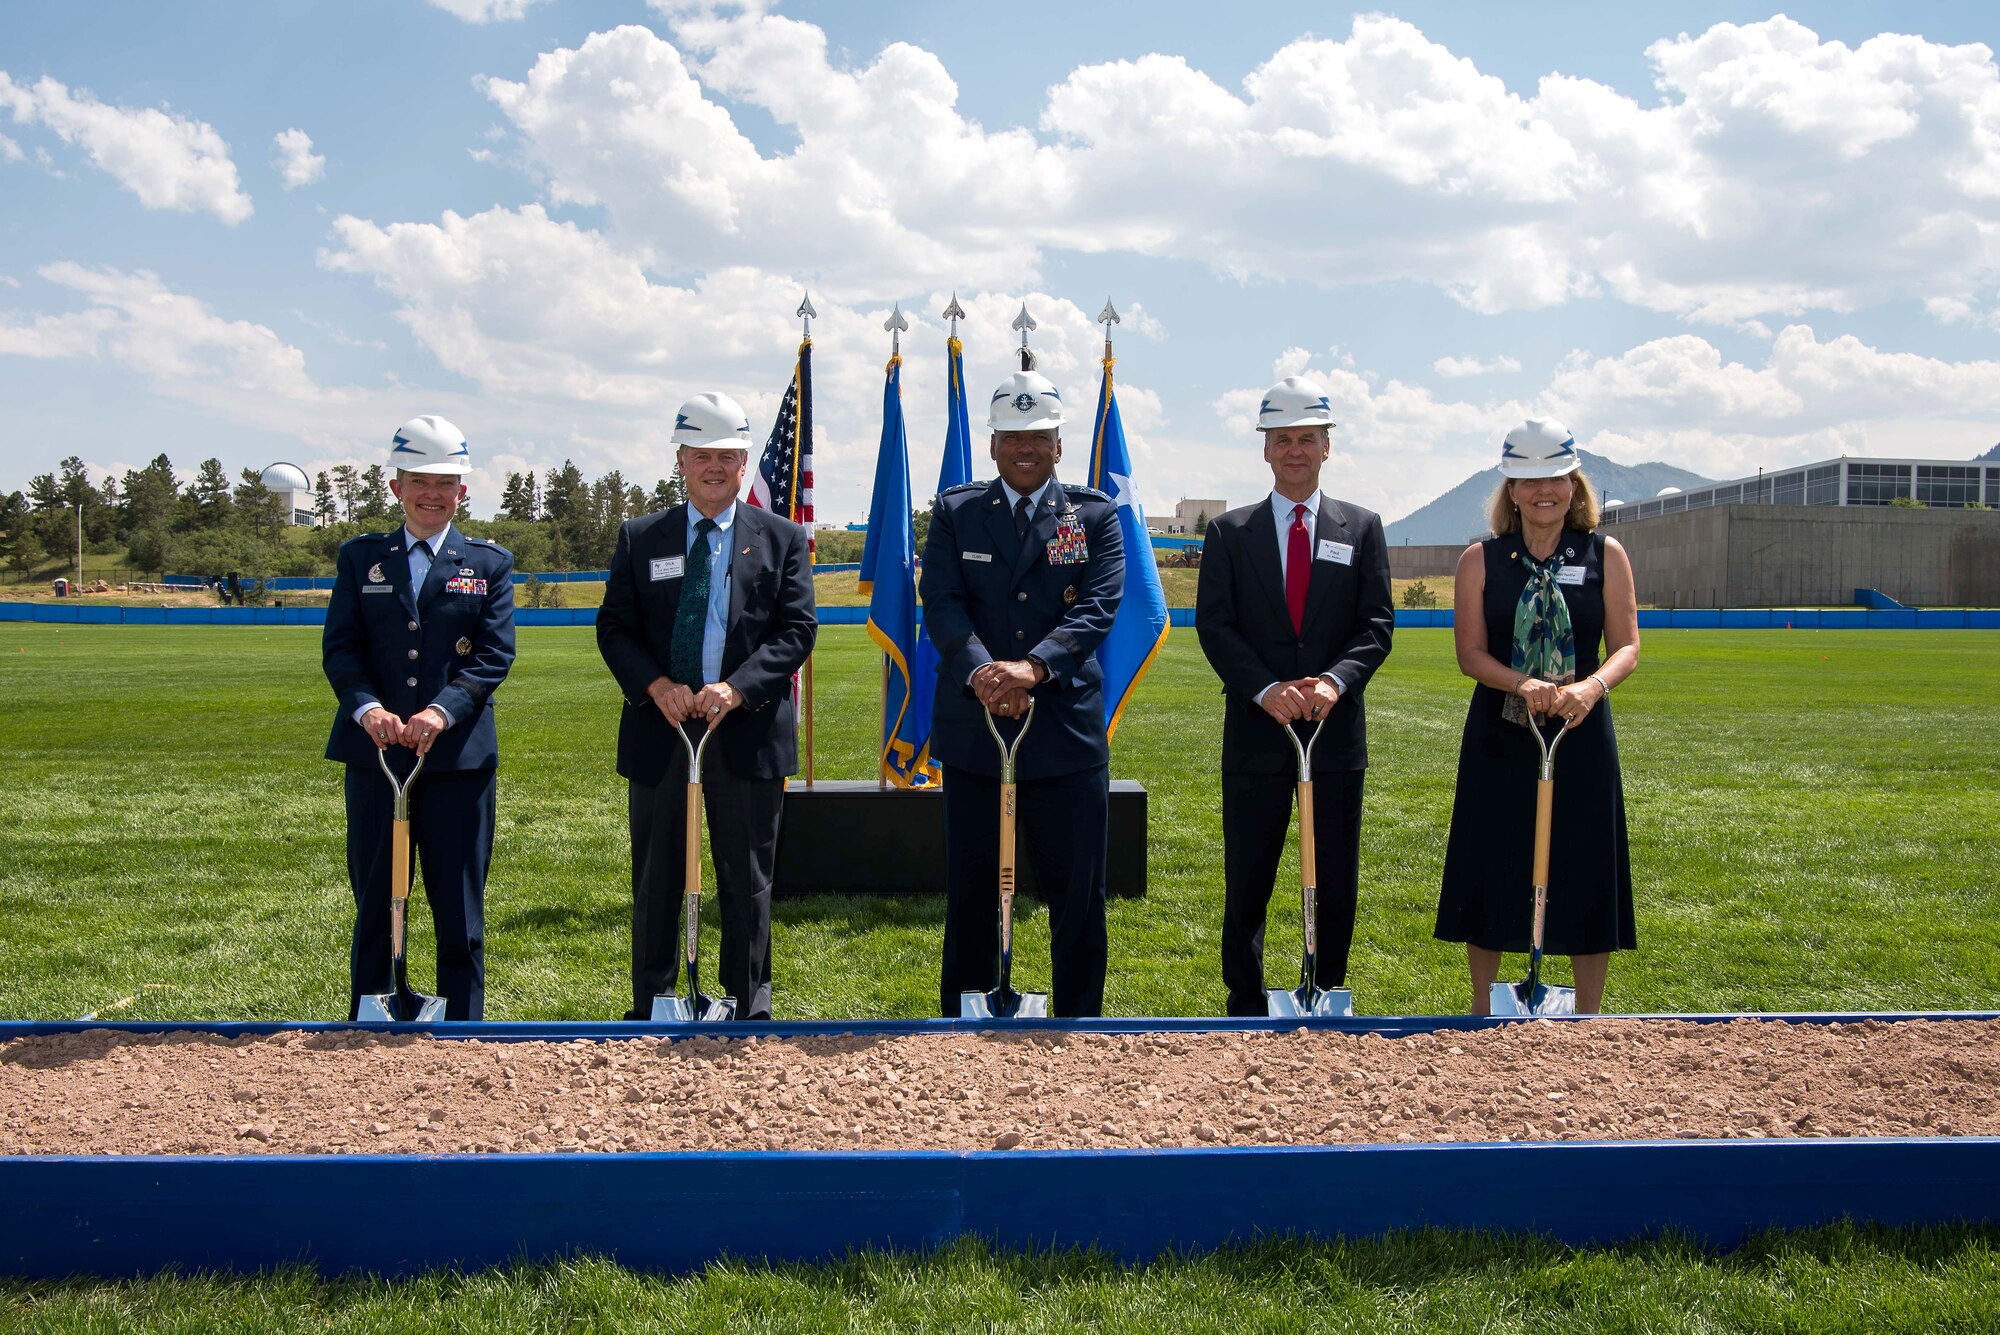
[671,392,754,449]
[1499,418,1580,478]
[389,415,471,475]
[988,370,1065,432]
[1256,376,1335,431]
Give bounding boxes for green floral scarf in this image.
[1503,548,1575,727]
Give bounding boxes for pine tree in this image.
[234,469,288,541]
[0,491,42,578]
[329,464,360,522]
[313,472,337,527]
[356,465,396,527]
[118,455,179,540]
[499,471,540,522]
[184,459,235,530]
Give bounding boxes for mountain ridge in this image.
[1382,450,1715,546]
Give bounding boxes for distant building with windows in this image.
[259,462,316,526]
[1602,456,1997,525]
[1163,497,1227,534]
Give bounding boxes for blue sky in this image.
[4,1,1999,524]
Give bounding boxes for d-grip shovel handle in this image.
[982,696,1036,784]
[1526,715,1569,977]
[983,700,1035,975]
[675,720,716,982]
[1281,716,1326,984]
[375,748,428,907]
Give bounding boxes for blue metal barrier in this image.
[0,1013,1993,1278]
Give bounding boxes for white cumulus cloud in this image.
[470,11,2000,329]
[0,72,252,223]
[272,128,324,188]
[427,0,550,21]
[1433,355,1523,378]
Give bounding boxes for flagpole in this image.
[879,305,910,790]
[798,292,817,788]
[1012,302,1037,372]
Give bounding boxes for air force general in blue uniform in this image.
[322,415,516,1020]
[919,371,1125,1017]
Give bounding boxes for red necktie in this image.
[1286,502,1309,635]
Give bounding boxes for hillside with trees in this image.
[0,457,687,584]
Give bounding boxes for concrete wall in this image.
[1615,505,2000,607]
[1388,544,1465,579]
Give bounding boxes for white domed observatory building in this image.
[260,462,316,526]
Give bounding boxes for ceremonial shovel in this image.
[355,748,446,1023]
[1490,713,1577,1017]
[1266,715,1355,1018]
[960,700,1050,1020]
[650,719,737,1024]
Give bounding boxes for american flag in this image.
[748,337,813,549]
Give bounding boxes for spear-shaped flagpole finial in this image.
[797,290,818,339]
[942,292,966,338]
[884,302,910,358]
[1098,297,1121,359]
[1012,301,1038,371]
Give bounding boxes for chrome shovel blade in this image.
[649,992,737,1023]
[1489,980,1576,1017]
[960,988,1050,1020]
[1266,985,1355,1019]
[355,992,446,1023]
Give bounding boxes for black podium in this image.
[773,780,1147,898]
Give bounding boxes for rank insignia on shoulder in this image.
[367,563,385,583]
[456,637,472,656]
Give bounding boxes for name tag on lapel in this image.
[1557,565,1587,586]
[1317,539,1354,566]
[961,551,993,563]
[650,556,684,581]
[362,585,393,594]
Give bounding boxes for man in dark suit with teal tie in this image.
[597,391,817,1021]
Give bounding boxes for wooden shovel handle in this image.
[682,780,703,969]
[998,779,1017,954]
[1530,776,1554,946]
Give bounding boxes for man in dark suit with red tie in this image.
[1194,376,1395,1016]
[596,391,817,1021]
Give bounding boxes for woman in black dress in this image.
[1435,418,1641,1014]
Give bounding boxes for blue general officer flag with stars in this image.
[903,330,973,780]
[1086,348,1169,739]
[860,355,939,787]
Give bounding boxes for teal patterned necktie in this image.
[1507,547,1576,725]
[669,518,716,687]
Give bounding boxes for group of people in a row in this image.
[325,373,1639,1023]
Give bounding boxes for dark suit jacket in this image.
[918,477,1124,780]
[321,527,515,771]
[1195,493,1394,774]
[596,502,817,785]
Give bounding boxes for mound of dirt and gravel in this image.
[2,1019,1993,1156]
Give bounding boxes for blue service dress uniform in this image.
[322,525,515,1020]
[918,477,1124,1017]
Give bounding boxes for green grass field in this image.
[2,625,1997,1323]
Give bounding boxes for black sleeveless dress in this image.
[1434,529,1636,955]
